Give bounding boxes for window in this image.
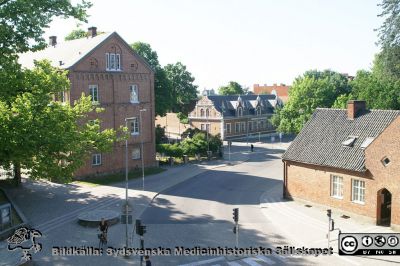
[235,122,240,133]
[342,136,357,147]
[89,85,99,103]
[130,85,139,103]
[130,118,139,135]
[381,157,390,167]
[206,124,210,133]
[331,175,343,199]
[201,124,205,131]
[132,147,141,160]
[106,53,121,71]
[360,137,374,149]
[256,106,261,115]
[352,179,365,204]
[92,154,101,166]
[248,121,253,131]
[206,109,210,117]
[226,123,231,134]
[200,109,205,117]
[241,122,245,132]
[237,107,243,117]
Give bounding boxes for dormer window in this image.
[256,106,261,116]
[206,109,210,117]
[342,136,357,147]
[360,137,374,149]
[237,107,243,117]
[200,109,205,117]
[106,53,121,71]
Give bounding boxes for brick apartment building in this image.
[188,95,281,140]
[253,83,291,103]
[19,28,156,177]
[282,101,400,229]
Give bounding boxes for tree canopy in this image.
[65,28,87,41]
[164,62,198,114]
[218,81,245,95]
[271,70,351,134]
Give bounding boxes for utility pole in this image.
[233,208,239,248]
[139,109,146,191]
[327,209,332,249]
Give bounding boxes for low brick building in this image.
[19,28,156,177]
[188,95,281,140]
[282,101,400,229]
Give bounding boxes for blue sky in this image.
[47,0,383,91]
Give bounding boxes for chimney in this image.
[49,36,57,46]
[88,27,97,38]
[347,100,366,120]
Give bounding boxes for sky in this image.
[46,0,383,91]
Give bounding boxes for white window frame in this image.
[130,84,139,103]
[132,147,141,160]
[201,124,205,131]
[92,153,101,166]
[352,179,365,204]
[226,123,231,134]
[206,124,210,133]
[330,175,343,199]
[241,122,245,132]
[235,122,240,133]
[130,118,139,135]
[200,109,205,117]
[106,52,121,71]
[256,106,261,115]
[89,85,99,103]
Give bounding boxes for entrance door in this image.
[378,188,392,226]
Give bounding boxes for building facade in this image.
[253,83,290,103]
[188,95,280,140]
[19,28,156,177]
[282,101,400,229]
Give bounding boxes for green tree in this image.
[131,42,173,116]
[218,81,244,95]
[164,62,198,114]
[271,70,351,133]
[65,28,87,41]
[376,0,400,79]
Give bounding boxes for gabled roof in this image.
[18,32,154,73]
[205,94,279,117]
[282,108,400,172]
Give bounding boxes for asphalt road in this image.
[139,149,297,265]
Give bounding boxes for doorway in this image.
[377,188,392,226]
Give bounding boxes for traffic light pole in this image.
[327,209,331,249]
[140,236,144,266]
[235,222,239,248]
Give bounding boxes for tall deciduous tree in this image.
[131,42,173,116]
[218,81,244,95]
[271,70,351,133]
[164,62,198,114]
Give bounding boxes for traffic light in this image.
[135,219,141,235]
[233,208,239,223]
[139,225,147,236]
[327,209,331,218]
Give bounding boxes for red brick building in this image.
[282,101,400,229]
[19,28,156,177]
[189,95,281,140]
[253,83,291,103]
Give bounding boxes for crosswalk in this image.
[179,254,288,266]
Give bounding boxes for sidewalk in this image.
[1,143,251,266]
[259,183,400,265]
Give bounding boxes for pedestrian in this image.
[99,218,109,240]
[145,255,152,266]
[250,144,254,152]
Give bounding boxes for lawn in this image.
[74,167,166,186]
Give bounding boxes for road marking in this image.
[256,255,276,264]
[178,257,225,266]
[242,258,263,266]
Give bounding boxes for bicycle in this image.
[98,230,107,249]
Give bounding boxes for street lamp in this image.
[124,116,136,251]
[139,108,147,191]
